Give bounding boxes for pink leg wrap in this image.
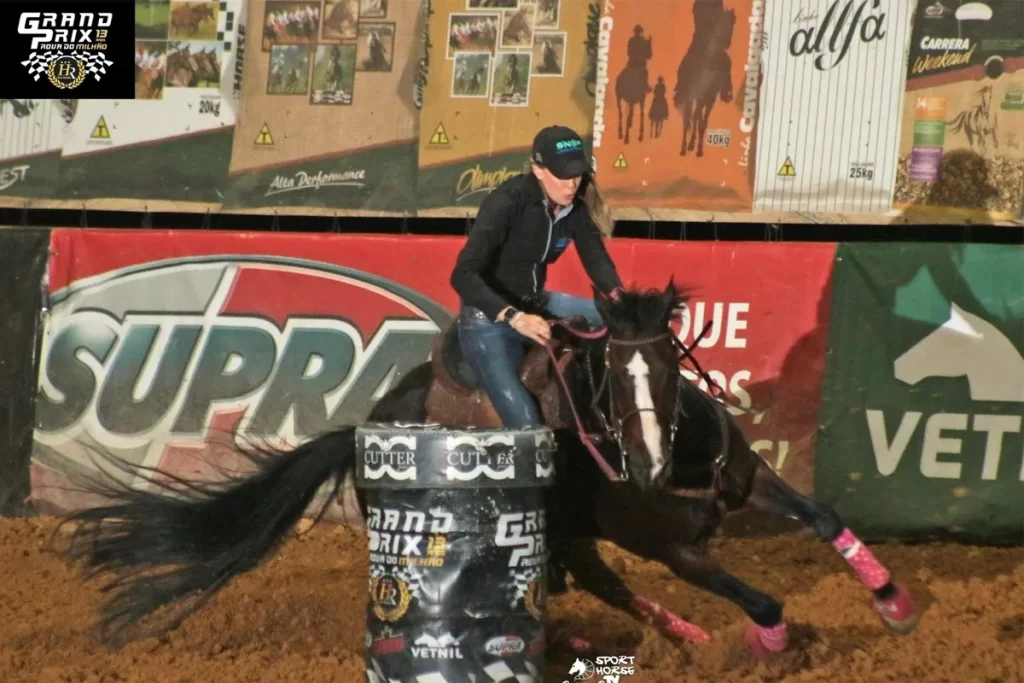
[745,622,789,656]
[631,595,711,643]
[873,584,917,631]
[831,528,891,591]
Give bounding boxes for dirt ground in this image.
[1,516,1021,683]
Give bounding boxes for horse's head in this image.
[591,279,687,491]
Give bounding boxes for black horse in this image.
[54,280,917,659]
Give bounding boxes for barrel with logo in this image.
[356,422,556,683]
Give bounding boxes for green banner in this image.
[819,243,1024,544]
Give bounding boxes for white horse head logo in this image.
[894,302,1024,403]
[568,657,595,680]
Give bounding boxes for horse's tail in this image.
[55,426,359,644]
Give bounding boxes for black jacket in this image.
[450,173,623,321]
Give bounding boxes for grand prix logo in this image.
[32,256,452,483]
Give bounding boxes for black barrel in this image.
[355,422,556,683]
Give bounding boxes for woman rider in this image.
[449,125,625,429]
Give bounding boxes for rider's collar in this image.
[527,173,577,217]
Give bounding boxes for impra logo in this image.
[33,256,452,480]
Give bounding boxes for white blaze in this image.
[626,350,665,479]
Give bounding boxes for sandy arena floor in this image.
[1,516,1021,683]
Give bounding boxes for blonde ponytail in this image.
[581,172,614,237]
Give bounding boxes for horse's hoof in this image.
[631,595,711,644]
[873,584,918,634]
[744,622,788,659]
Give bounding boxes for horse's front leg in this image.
[558,538,711,648]
[661,541,788,659]
[744,457,918,634]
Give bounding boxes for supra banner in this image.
[32,229,461,518]
[31,230,834,519]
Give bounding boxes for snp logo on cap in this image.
[556,138,583,152]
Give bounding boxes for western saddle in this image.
[424,316,586,429]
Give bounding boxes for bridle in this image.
[585,330,683,479]
[543,316,738,500]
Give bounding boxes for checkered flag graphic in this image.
[20,51,55,80]
[74,50,113,80]
[20,50,113,82]
[367,658,539,683]
[507,567,543,608]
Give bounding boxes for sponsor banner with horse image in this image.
[589,0,764,212]
[752,0,916,213]
[0,99,77,201]
[415,0,596,209]
[218,0,421,212]
[819,242,1024,543]
[892,0,1024,220]
[29,230,835,530]
[56,0,246,204]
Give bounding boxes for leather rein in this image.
[541,317,738,502]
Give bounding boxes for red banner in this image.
[33,230,834,519]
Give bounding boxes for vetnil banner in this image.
[818,243,1024,543]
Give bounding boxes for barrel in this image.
[356,422,557,683]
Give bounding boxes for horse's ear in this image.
[662,277,677,302]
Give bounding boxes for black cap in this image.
[531,125,590,179]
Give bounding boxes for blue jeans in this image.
[458,292,603,428]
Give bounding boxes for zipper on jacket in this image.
[535,209,554,293]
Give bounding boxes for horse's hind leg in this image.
[744,458,918,633]
[559,538,711,646]
[662,541,788,659]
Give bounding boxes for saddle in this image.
[425,316,586,429]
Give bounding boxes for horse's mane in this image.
[596,280,691,338]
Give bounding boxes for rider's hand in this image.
[511,312,551,345]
